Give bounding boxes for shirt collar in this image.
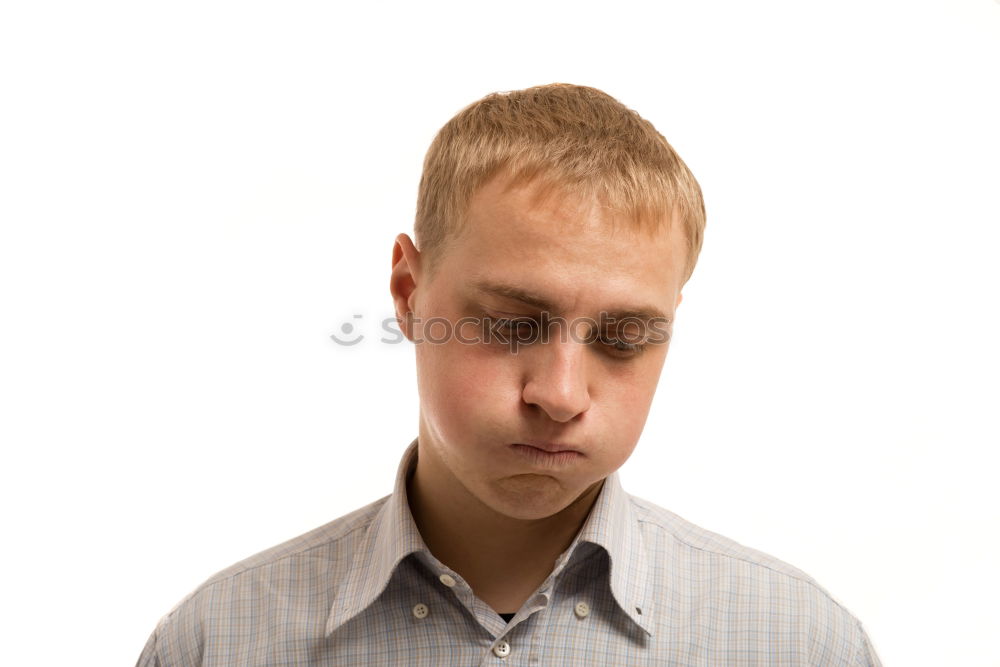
[325,438,655,637]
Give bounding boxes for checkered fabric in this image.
[137,438,881,666]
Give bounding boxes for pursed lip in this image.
[514,441,582,454]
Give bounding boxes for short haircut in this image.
[414,83,706,286]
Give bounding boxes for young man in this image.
[137,84,881,665]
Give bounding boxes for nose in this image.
[521,337,592,423]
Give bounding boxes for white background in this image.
[2,1,998,665]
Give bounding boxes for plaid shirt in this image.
[137,438,881,666]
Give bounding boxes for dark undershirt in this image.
[498,612,516,622]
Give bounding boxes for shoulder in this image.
[629,493,819,582]
[627,493,880,665]
[195,495,385,590]
[137,495,388,666]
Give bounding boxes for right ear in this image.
[389,233,422,342]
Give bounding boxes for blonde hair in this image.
[414,83,706,285]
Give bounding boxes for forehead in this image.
[439,175,687,316]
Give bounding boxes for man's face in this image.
[396,174,687,521]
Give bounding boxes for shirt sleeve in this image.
[135,625,161,667]
[853,622,883,667]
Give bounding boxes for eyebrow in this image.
[470,279,671,325]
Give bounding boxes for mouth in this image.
[514,441,581,453]
[510,443,583,465]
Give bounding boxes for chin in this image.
[484,480,579,521]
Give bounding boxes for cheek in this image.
[416,339,520,436]
[602,359,665,436]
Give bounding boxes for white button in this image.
[492,640,511,658]
[574,601,590,618]
[439,574,456,587]
[412,603,428,619]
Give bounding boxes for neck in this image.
[405,433,604,611]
